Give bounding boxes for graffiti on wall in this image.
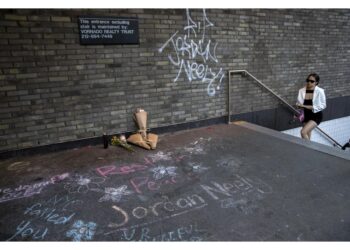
[158,9,225,96]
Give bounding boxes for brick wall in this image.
[1,9,350,151]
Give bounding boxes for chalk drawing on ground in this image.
[24,202,76,225]
[98,185,133,203]
[6,194,81,241]
[7,161,42,174]
[118,223,209,241]
[184,145,204,154]
[45,194,83,212]
[129,174,178,195]
[0,173,69,204]
[200,174,273,201]
[217,157,243,171]
[220,197,258,215]
[190,163,209,173]
[244,176,273,194]
[7,161,31,171]
[66,220,97,241]
[95,164,150,178]
[182,137,211,155]
[148,151,173,162]
[105,194,208,234]
[64,174,105,193]
[150,166,177,180]
[158,9,225,96]
[6,220,48,241]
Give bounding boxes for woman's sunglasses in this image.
[306,79,316,83]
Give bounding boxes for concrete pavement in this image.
[0,122,349,241]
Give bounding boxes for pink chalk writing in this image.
[95,164,149,178]
[0,173,69,204]
[95,154,186,178]
[130,176,177,194]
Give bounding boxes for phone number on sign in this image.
[81,34,113,39]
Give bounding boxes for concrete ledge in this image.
[0,116,227,160]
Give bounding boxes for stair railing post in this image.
[228,70,343,149]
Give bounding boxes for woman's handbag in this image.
[294,109,304,123]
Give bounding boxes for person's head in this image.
[306,73,320,87]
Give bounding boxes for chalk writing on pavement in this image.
[6,220,48,241]
[0,173,69,204]
[106,194,208,233]
[6,194,81,241]
[118,223,208,241]
[66,220,97,241]
[150,166,177,180]
[200,174,272,201]
[98,185,133,203]
[63,174,105,193]
[7,161,30,171]
[95,164,149,178]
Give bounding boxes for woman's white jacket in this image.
[297,86,326,113]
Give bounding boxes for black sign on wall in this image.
[78,16,139,45]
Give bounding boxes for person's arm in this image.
[296,88,304,107]
[313,89,326,112]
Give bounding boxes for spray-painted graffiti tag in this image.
[158,9,224,96]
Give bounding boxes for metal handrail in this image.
[228,70,343,149]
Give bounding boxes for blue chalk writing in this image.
[66,220,97,241]
[24,202,75,225]
[6,220,48,241]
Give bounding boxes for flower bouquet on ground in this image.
[127,108,158,150]
[111,135,135,152]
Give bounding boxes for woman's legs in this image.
[307,130,312,140]
[300,120,318,140]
